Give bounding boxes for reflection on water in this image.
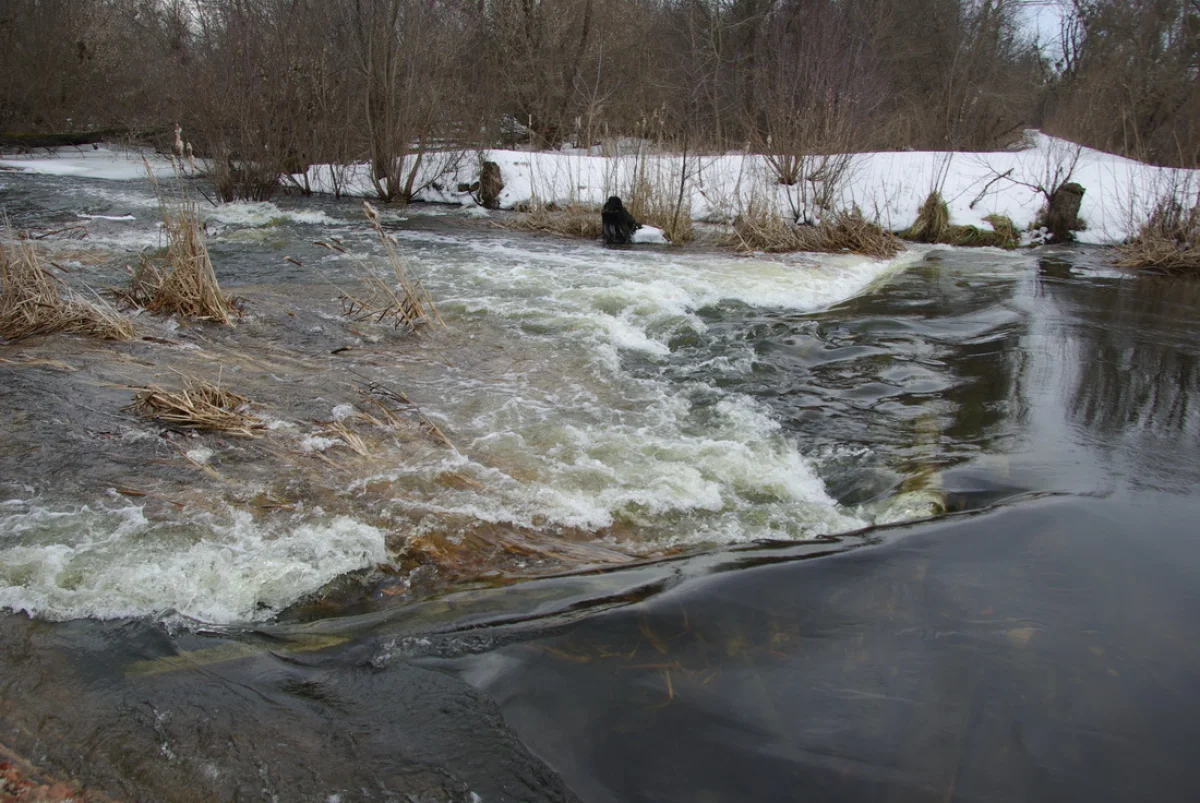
[1037,263,1200,436]
[451,494,1200,803]
[1038,269,1200,492]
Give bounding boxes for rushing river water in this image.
[2,168,1200,801]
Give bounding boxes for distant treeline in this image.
[1,0,1197,183]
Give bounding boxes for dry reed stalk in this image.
[353,374,456,451]
[0,227,134,341]
[141,161,234,323]
[126,375,261,436]
[329,203,441,331]
[727,204,903,258]
[1115,199,1200,273]
[504,202,604,239]
[110,254,167,309]
[624,173,695,244]
[898,192,952,243]
[316,419,370,456]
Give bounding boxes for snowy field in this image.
[4,132,1196,245]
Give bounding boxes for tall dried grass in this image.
[1116,198,1200,274]
[0,227,134,341]
[727,203,903,258]
[120,163,235,324]
[624,174,695,244]
[325,202,441,331]
[505,202,603,239]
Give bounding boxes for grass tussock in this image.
[126,375,261,436]
[326,202,442,332]
[727,203,903,258]
[505,202,603,240]
[1116,199,1200,274]
[0,228,134,342]
[898,192,1020,249]
[138,164,235,323]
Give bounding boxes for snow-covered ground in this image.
[5,132,1196,244]
[0,145,177,181]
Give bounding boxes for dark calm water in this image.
[3,169,1200,801]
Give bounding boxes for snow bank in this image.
[7,134,1196,244]
[298,133,1198,245]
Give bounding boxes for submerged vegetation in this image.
[0,226,133,342]
[115,166,236,324]
[126,375,261,437]
[325,202,442,332]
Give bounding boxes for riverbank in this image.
[4,133,1196,246]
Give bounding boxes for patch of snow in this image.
[631,225,669,245]
[13,133,1195,245]
[76,212,136,221]
[0,145,176,180]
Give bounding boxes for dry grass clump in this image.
[325,202,442,332]
[727,203,903,258]
[898,192,951,243]
[126,375,261,436]
[0,229,134,341]
[130,163,234,324]
[898,192,1020,249]
[1116,198,1200,274]
[505,202,603,239]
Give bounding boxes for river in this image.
[1,169,1199,801]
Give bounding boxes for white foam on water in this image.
[204,201,344,229]
[382,393,865,544]
[76,212,136,221]
[331,404,357,421]
[2,183,923,618]
[0,502,387,622]
[337,230,911,546]
[299,435,341,453]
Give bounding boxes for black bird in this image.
[602,196,641,244]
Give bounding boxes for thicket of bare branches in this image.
[1042,0,1200,168]
[2,0,1197,183]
